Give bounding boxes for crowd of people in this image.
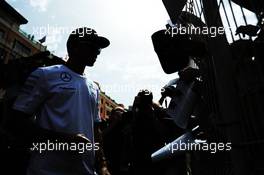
[101,90,189,175]
[0,27,200,175]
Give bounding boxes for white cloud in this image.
[28,0,50,12]
[45,32,63,52]
[50,15,56,20]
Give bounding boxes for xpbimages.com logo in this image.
[31,140,100,154]
[165,25,226,38]
[32,25,96,37]
[165,140,232,154]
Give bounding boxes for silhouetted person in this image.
[11,27,111,175]
[103,106,126,175]
[130,90,165,175]
[130,90,188,175]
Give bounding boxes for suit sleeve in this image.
[13,68,48,115]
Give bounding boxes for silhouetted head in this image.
[109,106,125,124]
[66,27,110,66]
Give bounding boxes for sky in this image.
[6,0,258,107]
[6,0,178,107]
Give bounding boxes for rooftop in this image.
[0,0,28,25]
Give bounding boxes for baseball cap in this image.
[67,27,110,49]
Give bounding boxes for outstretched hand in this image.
[71,134,91,144]
[99,166,111,175]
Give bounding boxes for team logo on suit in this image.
[60,72,72,82]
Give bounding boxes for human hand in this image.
[178,67,199,83]
[99,166,111,175]
[70,134,91,144]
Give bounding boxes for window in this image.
[13,40,31,56]
[0,29,4,39]
[10,53,17,60]
[106,110,111,116]
[0,48,6,61]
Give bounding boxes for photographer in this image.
[130,90,165,175]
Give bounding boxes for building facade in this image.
[94,82,122,121]
[0,0,46,64]
[100,91,120,120]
